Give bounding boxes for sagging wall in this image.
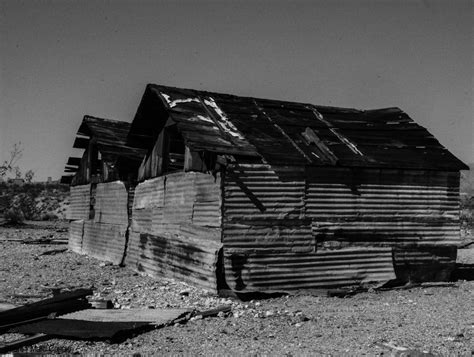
[223,164,460,293]
[68,181,129,264]
[125,171,222,291]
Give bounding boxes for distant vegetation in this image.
[0,182,70,223]
[1,143,69,223]
[460,165,474,240]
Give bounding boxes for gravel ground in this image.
[0,222,473,356]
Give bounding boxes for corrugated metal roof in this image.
[128,84,467,171]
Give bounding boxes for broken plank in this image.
[11,319,153,342]
[39,248,68,256]
[0,289,92,328]
[195,305,231,318]
[60,308,191,325]
[0,333,50,354]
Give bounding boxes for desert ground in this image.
[0,221,473,356]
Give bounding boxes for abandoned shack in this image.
[64,115,146,264]
[65,85,468,295]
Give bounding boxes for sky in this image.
[1,0,472,181]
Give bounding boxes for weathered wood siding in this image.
[223,164,460,293]
[125,171,222,291]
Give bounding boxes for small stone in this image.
[217,311,225,318]
[265,311,274,317]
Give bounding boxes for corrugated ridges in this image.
[222,163,461,292]
[133,176,165,209]
[393,246,457,282]
[224,165,305,220]
[125,231,222,292]
[224,221,314,253]
[94,181,129,225]
[132,171,221,240]
[81,221,127,265]
[306,167,461,247]
[68,220,84,254]
[224,248,396,292]
[127,171,223,290]
[67,184,91,220]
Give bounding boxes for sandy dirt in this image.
[0,222,473,356]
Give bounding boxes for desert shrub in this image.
[41,211,58,221]
[460,195,474,238]
[11,193,40,220]
[4,206,25,224]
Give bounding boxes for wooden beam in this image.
[184,146,205,172]
[73,137,89,149]
[66,157,81,167]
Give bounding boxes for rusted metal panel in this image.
[306,167,461,247]
[132,171,221,240]
[67,184,91,220]
[94,181,128,226]
[393,246,457,282]
[222,163,461,292]
[81,221,127,265]
[131,208,153,233]
[126,171,222,290]
[224,221,314,254]
[224,248,396,293]
[124,230,140,267]
[68,220,84,254]
[224,165,306,220]
[163,173,196,225]
[133,176,165,209]
[126,231,222,292]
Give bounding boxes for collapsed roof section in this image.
[128,84,467,171]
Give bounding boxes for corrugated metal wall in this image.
[125,171,222,291]
[223,164,460,293]
[125,231,221,291]
[94,181,129,225]
[67,181,129,265]
[67,184,91,220]
[68,220,84,254]
[305,167,460,247]
[224,248,396,292]
[81,220,127,265]
[79,181,129,264]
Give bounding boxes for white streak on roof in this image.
[309,107,364,156]
[329,128,364,156]
[191,115,214,124]
[203,97,245,140]
[161,93,172,104]
[160,92,200,108]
